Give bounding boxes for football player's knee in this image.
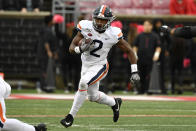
[79,79,88,90]
[88,93,99,102]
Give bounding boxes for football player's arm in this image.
[132,35,139,57]
[117,39,140,83]
[132,46,138,53]
[69,31,84,54]
[117,39,137,65]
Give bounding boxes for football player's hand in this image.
[79,38,93,53]
[130,72,140,85]
[160,25,171,35]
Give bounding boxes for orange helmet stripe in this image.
[101,5,107,15]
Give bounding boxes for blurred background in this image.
[0,0,196,95]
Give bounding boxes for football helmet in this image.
[92,5,115,32]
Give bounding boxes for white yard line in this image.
[8,94,183,101]
[103,125,196,127]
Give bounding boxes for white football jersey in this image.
[77,20,123,65]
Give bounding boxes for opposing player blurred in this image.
[60,5,140,128]
[0,77,47,131]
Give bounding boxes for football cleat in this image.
[34,123,47,131]
[111,98,122,122]
[60,114,74,128]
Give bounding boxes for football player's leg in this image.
[0,98,36,131]
[87,63,115,106]
[69,77,88,117]
[61,65,92,128]
[3,120,36,131]
[88,83,122,122]
[87,65,122,122]
[87,82,115,106]
[0,79,46,131]
[69,64,106,117]
[0,97,6,129]
[0,78,10,129]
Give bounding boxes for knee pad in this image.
[79,78,88,91]
[88,93,99,102]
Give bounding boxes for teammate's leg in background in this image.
[0,78,46,131]
[0,98,37,131]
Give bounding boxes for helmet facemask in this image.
[93,16,115,32]
[92,5,116,32]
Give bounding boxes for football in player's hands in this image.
[78,38,93,53]
[78,38,93,46]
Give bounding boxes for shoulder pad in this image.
[111,26,123,40]
[76,20,91,32]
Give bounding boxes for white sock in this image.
[69,91,87,117]
[2,119,35,131]
[96,91,115,106]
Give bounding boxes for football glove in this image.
[130,64,140,85]
[130,72,140,85]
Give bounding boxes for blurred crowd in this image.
[125,19,196,95]
[1,0,196,95]
[0,0,42,13]
[170,0,196,15]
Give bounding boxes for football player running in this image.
[0,77,47,131]
[60,5,140,128]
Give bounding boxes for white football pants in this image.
[69,63,115,117]
[0,78,35,131]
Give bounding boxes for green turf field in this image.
[4,99,196,131]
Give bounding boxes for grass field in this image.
[5,98,196,131]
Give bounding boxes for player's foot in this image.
[60,114,74,128]
[111,98,122,122]
[34,123,47,131]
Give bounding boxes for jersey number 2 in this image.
[90,40,103,57]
